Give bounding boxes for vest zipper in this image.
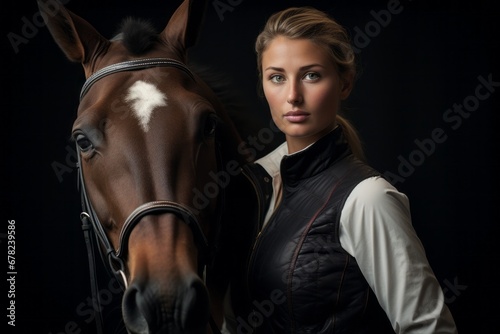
[240,166,265,241]
[241,167,273,332]
[241,166,285,332]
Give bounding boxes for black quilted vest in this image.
[243,127,394,334]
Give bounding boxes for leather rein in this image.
[77,58,222,334]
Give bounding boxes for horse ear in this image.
[161,0,208,56]
[37,0,108,64]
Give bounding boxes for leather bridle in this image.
[80,57,195,100]
[77,58,222,334]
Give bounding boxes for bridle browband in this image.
[80,57,195,100]
[77,57,222,334]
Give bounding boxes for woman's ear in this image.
[340,70,355,100]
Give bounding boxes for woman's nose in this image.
[287,81,303,105]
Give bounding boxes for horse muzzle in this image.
[122,273,210,334]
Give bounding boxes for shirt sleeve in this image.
[339,176,458,333]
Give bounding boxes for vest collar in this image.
[281,126,350,184]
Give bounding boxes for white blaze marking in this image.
[125,80,167,132]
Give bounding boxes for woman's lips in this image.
[284,111,310,123]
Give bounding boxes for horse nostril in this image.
[180,278,210,331]
[122,284,150,334]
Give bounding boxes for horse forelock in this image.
[112,17,159,55]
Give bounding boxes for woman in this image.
[236,6,458,334]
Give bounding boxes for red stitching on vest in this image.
[285,171,350,332]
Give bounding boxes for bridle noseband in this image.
[77,58,222,334]
[117,200,209,261]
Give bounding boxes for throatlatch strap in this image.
[81,213,104,334]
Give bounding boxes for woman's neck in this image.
[285,124,337,154]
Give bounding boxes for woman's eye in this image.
[75,133,94,152]
[304,72,320,81]
[270,75,285,84]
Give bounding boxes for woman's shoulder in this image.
[340,176,414,253]
[347,176,410,212]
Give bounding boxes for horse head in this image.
[38,0,252,332]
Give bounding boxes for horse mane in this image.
[113,18,158,55]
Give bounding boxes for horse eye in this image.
[203,114,218,138]
[75,133,94,152]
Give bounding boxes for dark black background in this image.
[3,0,499,333]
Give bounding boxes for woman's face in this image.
[262,36,351,153]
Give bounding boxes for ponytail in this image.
[336,115,365,161]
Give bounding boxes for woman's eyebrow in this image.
[264,64,325,72]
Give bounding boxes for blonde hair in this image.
[255,7,365,160]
